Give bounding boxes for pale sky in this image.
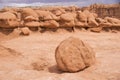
[0,0,119,8]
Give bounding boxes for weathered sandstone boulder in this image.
[36,10,59,21]
[105,17,120,24]
[60,21,75,28]
[24,21,41,27]
[20,27,31,35]
[99,22,112,28]
[95,18,106,23]
[21,8,38,19]
[52,9,66,16]
[24,16,39,22]
[77,11,87,22]
[0,12,20,28]
[81,10,99,28]
[83,10,91,16]
[88,18,99,27]
[89,27,102,32]
[60,13,75,22]
[55,37,96,72]
[59,12,76,28]
[52,10,62,16]
[87,13,99,27]
[41,20,59,28]
[75,21,88,27]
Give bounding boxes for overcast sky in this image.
[0,0,119,8]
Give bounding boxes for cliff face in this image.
[89,3,120,19]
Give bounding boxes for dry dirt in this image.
[0,29,120,80]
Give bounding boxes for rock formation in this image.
[0,12,20,28]
[21,8,38,19]
[55,37,96,72]
[89,3,120,19]
[20,27,31,35]
[0,4,120,32]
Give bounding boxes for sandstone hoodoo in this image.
[55,37,96,72]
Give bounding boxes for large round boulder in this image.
[55,37,96,72]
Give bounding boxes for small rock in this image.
[21,27,31,35]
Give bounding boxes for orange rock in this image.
[21,8,38,19]
[24,21,41,27]
[75,21,88,27]
[105,17,120,24]
[41,20,59,28]
[24,16,39,22]
[36,10,58,21]
[60,21,75,28]
[77,11,87,22]
[0,12,20,28]
[55,37,96,72]
[89,27,102,32]
[60,13,75,22]
[21,27,31,35]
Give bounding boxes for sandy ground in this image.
[0,29,120,80]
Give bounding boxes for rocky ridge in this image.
[0,3,120,34]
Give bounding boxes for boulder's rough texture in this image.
[55,37,96,72]
[36,10,59,21]
[60,13,75,22]
[95,18,106,23]
[0,12,20,28]
[41,20,59,28]
[104,17,120,24]
[52,9,65,16]
[87,12,99,27]
[60,20,75,28]
[77,11,87,22]
[75,21,88,27]
[59,12,76,28]
[89,27,102,32]
[24,21,41,27]
[21,8,38,19]
[24,16,39,22]
[20,27,31,35]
